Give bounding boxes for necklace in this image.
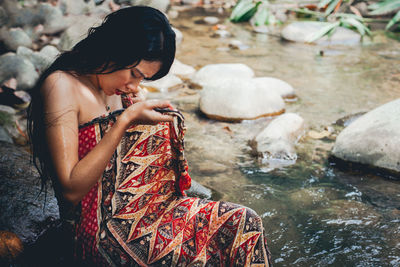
[95,74,111,113]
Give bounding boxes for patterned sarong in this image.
[75,104,271,266]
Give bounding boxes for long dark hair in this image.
[27,6,176,194]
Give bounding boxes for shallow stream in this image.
[161,8,400,266]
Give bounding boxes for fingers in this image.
[146,99,173,109]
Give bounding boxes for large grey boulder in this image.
[192,63,254,88]
[0,142,59,244]
[252,77,296,99]
[281,21,361,46]
[0,53,39,90]
[199,77,285,121]
[17,45,59,73]
[0,27,33,51]
[251,113,304,161]
[332,99,400,173]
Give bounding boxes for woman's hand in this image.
[120,99,174,127]
[129,86,147,103]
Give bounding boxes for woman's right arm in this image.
[42,73,173,206]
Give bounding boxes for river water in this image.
[160,8,400,267]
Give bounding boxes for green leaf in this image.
[369,0,400,16]
[325,0,340,15]
[306,21,340,42]
[341,17,371,36]
[230,0,261,22]
[369,0,396,10]
[386,10,400,29]
[318,0,333,9]
[253,4,269,26]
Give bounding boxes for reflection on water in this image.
[168,8,400,266]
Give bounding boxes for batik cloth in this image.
[74,105,272,266]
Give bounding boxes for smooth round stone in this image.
[173,27,183,45]
[252,77,296,99]
[141,74,183,92]
[0,53,38,90]
[17,45,59,73]
[59,15,102,50]
[0,27,32,51]
[192,63,254,88]
[59,0,95,15]
[210,29,232,38]
[228,39,249,50]
[252,113,304,160]
[0,7,7,27]
[170,59,196,80]
[37,3,69,34]
[332,98,400,174]
[281,21,361,46]
[200,77,284,121]
[203,16,219,25]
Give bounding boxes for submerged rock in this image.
[0,142,59,244]
[251,113,304,161]
[0,53,38,90]
[200,77,284,121]
[281,21,361,46]
[332,98,400,174]
[192,63,254,88]
[252,77,296,99]
[186,180,212,199]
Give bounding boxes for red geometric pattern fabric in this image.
[76,111,271,266]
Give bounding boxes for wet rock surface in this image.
[0,142,59,244]
[251,113,304,161]
[332,98,400,174]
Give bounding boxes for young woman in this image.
[28,6,271,266]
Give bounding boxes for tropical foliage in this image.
[369,0,400,30]
[230,0,262,22]
[230,0,400,42]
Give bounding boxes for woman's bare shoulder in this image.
[41,71,79,112]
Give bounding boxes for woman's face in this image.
[98,60,162,96]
